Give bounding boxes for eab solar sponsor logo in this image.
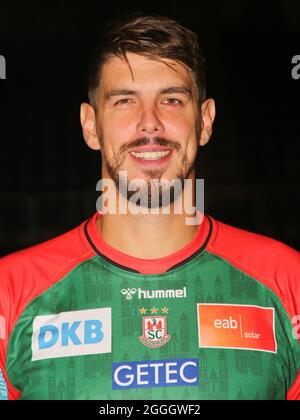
[112,358,198,390]
[197,304,277,353]
[32,308,111,361]
[121,286,187,301]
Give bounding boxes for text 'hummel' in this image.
[121,287,187,300]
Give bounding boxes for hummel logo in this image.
[121,288,138,300]
[120,287,187,300]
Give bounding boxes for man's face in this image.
[81,53,215,207]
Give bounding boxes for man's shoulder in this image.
[208,216,299,264]
[0,219,96,325]
[207,216,299,307]
[0,219,94,288]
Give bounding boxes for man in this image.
[0,13,299,400]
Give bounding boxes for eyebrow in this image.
[104,86,192,101]
[159,86,192,96]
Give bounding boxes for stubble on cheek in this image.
[103,149,126,184]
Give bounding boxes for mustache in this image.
[119,136,181,155]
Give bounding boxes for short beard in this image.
[103,135,197,209]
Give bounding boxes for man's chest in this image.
[7,260,294,400]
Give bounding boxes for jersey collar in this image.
[84,211,213,274]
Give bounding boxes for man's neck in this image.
[96,206,199,260]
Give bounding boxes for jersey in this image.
[0,212,299,400]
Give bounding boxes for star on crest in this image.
[150,307,159,314]
[139,307,148,315]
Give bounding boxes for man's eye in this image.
[162,98,183,105]
[115,98,133,105]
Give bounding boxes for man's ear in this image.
[80,103,101,150]
[199,98,216,146]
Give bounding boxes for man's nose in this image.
[136,105,164,135]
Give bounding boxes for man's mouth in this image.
[130,150,171,160]
[128,146,173,164]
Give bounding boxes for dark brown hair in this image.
[88,13,206,107]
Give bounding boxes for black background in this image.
[0,0,299,256]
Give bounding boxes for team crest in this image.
[139,316,171,348]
